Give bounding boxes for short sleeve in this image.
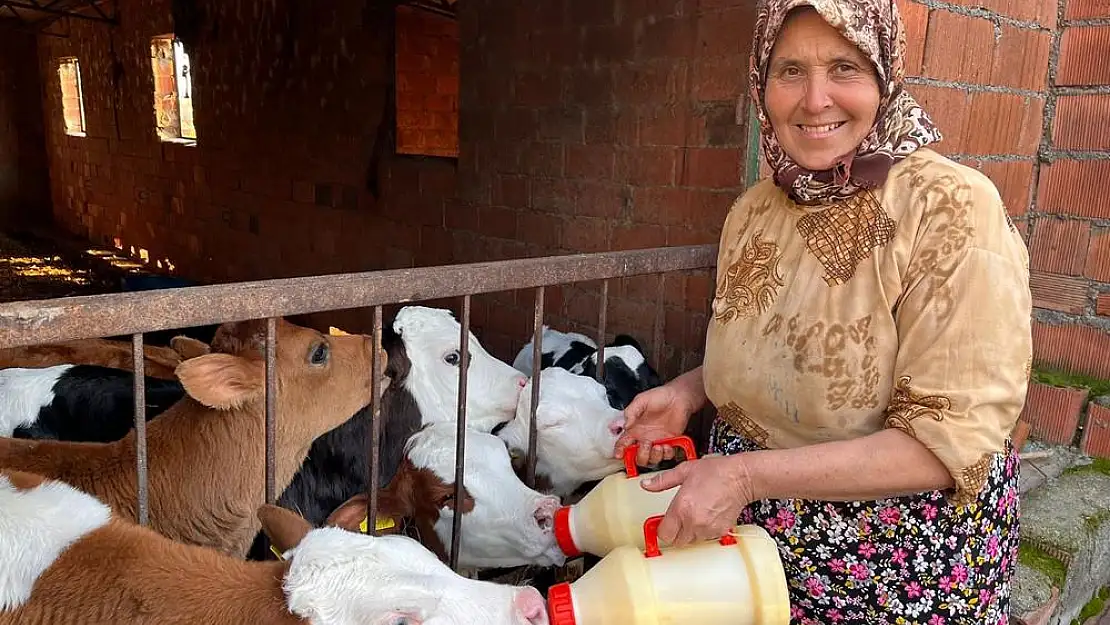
[883,168,1032,507]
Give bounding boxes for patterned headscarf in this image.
[750,0,943,205]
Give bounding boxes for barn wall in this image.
[36,0,459,331]
[0,29,50,231]
[455,0,758,379]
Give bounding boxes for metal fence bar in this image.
[653,273,665,369]
[525,287,544,489]
[131,332,148,526]
[264,317,277,505]
[366,305,383,535]
[449,295,471,570]
[596,279,608,381]
[0,245,717,349]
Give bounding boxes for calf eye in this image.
[309,342,329,366]
[444,350,460,366]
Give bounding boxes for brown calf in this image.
[0,318,382,557]
[0,336,210,379]
[0,469,547,625]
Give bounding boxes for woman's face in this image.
[763,8,881,171]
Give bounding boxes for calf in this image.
[0,336,205,379]
[244,305,527,561]
[511,326,663,410]
[0,469,548,625]
[0,317,382,558]
[0,364,183,441]
[370,422,565,570]
[497,367,627,498]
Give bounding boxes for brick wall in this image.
[395,6,460,158]
[0,30,50,231]
[36,0,458,333]
[894,0,1110,457]
[454,0,756,377]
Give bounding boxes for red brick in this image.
[563,216,612,253]
[1053,95,1110,151]
[569,68,615,108]
[990,25,1051,91]
[1058,26,1110,86]
[943,0,1056,27]
[681,147,742,188]
[512,70,563,107]
[1066,0,1110,19]
[965,93,1043,155]
[612,223,668,250]
[922,11,995,84]
[1019,382,1087,445]
[1082,403,1110,459]
[632,186,691,226]
[1086,228,1110,282]
[1030,272,1090,314]
[640,106,689,146]
[691,56,748,102]
[575,182,625,219]
[1038,161,1110,219]
[977,161,1034,216]
[477,205,517,240]
[493,175,530,208]
[896,0,929,76]
[614,62,686,107]
[523,143,566,178]
[581,24,636,65]
[1098,294,1110,317]
[565,144,616,180]
[695,7,754,58]
[615,147,678,185]
[1033,321,1110,380]
[1030,218,1090,276]
[530,178,575,214]
[637,15,695,60]
[904,85,970,151]
[517,212,563,249]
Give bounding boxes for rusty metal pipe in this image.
[0,245,717,349]
[449,295,471,570]
[131,333,148,526]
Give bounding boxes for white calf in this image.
[498,367,627,498]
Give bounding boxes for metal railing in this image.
[0,243,718,570]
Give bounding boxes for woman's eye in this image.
[444,350,460,366]
[309,343,329,365]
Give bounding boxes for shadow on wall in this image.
[0,29,51,232]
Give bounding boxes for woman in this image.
[613,1,1032,623]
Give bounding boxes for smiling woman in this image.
[614,0,1034,623]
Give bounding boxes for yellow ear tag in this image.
[270,545,285,561]
[360,516,397,533]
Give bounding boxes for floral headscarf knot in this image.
[749,0,943,206]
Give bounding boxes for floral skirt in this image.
[708,417,1020,625]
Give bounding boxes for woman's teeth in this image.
[799,122,845,136]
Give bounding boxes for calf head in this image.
[388,306,527,433]
[401,422,564,569]
[499,367,626,498]
[260,504,548,625]
[176,318,383,466]
[580,337,663,410]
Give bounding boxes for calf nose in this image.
[517,375,528,388]
[514,586,548,625]
[607,415,626,436]
[533,496,559,531]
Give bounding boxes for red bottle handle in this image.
[642,515,738,559]
[622,435,697,478]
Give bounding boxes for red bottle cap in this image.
[553,506,581,558]
[547,583,577,625]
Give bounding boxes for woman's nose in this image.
[802,74,833,114]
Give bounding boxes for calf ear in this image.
[170,336,210,360]
[326,494,370,531]
[175,353,264,409]
[258,504,313,553]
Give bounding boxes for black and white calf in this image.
[246,305,529,561]
[511,326,663,410]
[0,364,183,442]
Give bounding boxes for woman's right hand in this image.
[613,369,705,467]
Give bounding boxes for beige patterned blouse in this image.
[702,148,1033,506]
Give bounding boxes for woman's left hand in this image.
[640,454,759,548]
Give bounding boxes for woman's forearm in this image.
[672,365,709,415]
[739,428,956,502]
